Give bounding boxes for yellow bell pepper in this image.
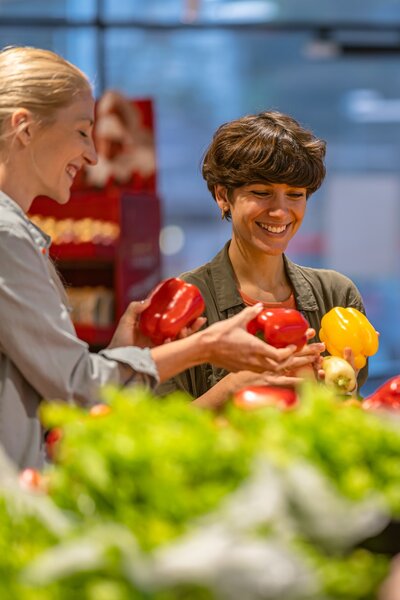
[319,307,379,370]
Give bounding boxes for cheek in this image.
[294,203,307,221]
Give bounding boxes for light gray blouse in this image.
[0,192,159,469]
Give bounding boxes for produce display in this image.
[2,299,399,599]
[363,375,400,411]
[319,307,379,369]
[1,384,400,599]
[139,277,205,344]
[232,385,298,410]
[246,307,309,350]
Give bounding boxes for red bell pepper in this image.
[139,278,205,345]
[363,375,400,411]
[45,427,63,462]
[233,385,298,411]
[247,308,308,351]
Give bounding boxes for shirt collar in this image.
[0,191,52,255]
[210,242,247,312]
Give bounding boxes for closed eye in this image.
[252,191,272,197]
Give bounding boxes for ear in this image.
[11,109,33,146]
[214,184,231,213]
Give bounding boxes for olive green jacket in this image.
[157,242,368,399]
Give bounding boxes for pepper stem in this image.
[336,376,350,391]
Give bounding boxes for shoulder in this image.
[180,261,213,285]
[0,211,35,246]
[178,262,216,309]
[297,263,357,290]
[178,246,227,293]
[289,260,364,308]
[0,207,48,274]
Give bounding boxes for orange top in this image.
[240,289,296,309]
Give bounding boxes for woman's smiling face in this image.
[27,93,97,204]
[217,182,307,257]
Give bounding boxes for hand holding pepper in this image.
[108,295,206,350]
[247,307,309,351]
[198,304,299,374]
[107,298,152,349]
[283,333,326,380]
[151,304,301,383]
[139,278,206,345]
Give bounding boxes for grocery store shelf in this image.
[50,243,116,262]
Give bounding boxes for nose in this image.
[267,190,288,217]
[84,137,98,166]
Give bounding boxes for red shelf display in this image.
[74,324,116,347]
[30,189,162,347]
[49,242,117,262]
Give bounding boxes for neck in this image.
[0,161,35,213]
[228,237,291,302]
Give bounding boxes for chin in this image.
[53,190,72,205]
[259,244,287,257]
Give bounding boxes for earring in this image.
[221,209,227,220]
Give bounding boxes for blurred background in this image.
[5,0,400,393]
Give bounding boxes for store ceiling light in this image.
[206,1,278,22]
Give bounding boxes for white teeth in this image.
[259,223,287,233]
[66,165,78,179]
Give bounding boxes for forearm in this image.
[193,370,274,410]
[150,332,208,383]
[192,374,239,409]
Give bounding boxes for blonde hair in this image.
[0,46,92,144]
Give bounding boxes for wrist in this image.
[192,328,213,365]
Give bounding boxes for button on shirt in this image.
[0,192,159,469]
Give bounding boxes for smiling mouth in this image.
[66,165,79,181]
[257,222,289,234]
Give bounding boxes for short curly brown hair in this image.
[202,111,326,209]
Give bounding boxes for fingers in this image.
[237,330,297,373]
[231,303,264,326]
[290,354,318,369]
[296,342,325,357]
[305,328,316,340]
[125,298,150,318]
[177,317,207,339]
[268,374,305,387]
[343,347,357,372]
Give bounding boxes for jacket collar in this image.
[210,241,319,313]
[0,191,51,255]
[211,242,244,312]
[283,254,319,312]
